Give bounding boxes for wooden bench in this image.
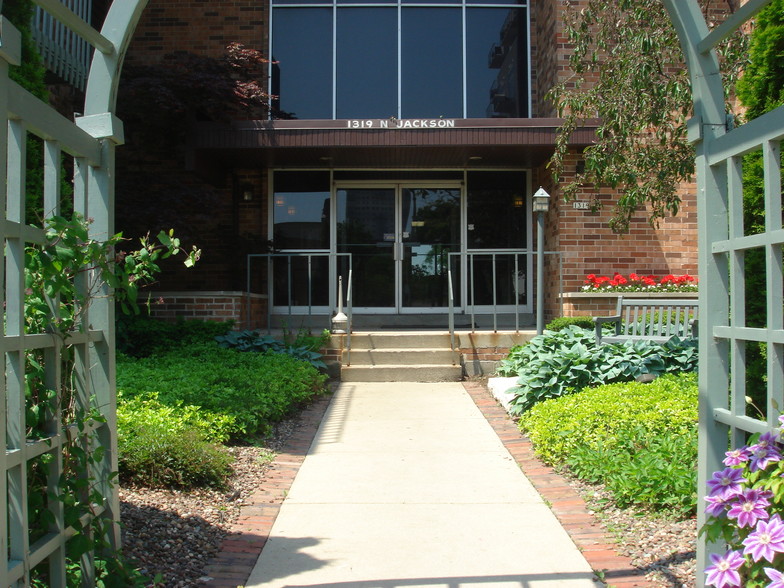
[594,297,698,345]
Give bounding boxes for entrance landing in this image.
[243,382,602,587]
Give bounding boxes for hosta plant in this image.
[496,326,697,413]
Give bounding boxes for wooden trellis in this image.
[1,1,146,584]
[663,1,784,585]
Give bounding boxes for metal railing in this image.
[246,250,353,334]
[446,250,562,344]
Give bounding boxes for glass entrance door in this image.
[336,185,461,312]
[400,188,460,309]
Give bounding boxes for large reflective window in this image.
[271,8,333,119]
[466,8,527,118]
[401,8,463,118]
[273,171,331,250]
[272,172,331,307]
[466,171,527,249]
[336,8,397,119]
[270,2,529,119]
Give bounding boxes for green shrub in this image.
[117,393,235,444]
[544,316,595,331]
[520,373,698,517]
[117,343,327,438]
[119,426,234,489]
[567,425,697,517]
[496,326,698,413]
[519,372,697,465]
[116,315,234,357]
[117,393,237,488]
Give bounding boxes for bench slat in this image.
[593,296,698,345]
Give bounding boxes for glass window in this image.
[271,8,333,119]
[466,171,527,249]
[401,8,463,118]
[270,2,529,119]
[336,8,397,119]
[273,171,331,249]
[466,8,527,118]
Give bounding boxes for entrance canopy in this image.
[191,118,599,169]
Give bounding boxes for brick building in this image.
[110,0,698,330]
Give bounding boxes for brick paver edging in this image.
[203,394,333,587]
[461,381,656,588]
[205,383,656,588]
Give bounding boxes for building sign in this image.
[346,119,456,129]
[573,201,591,210]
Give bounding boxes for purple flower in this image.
[765,567,784,588]
[743,514,784,562]
[749,444,782,472]
[707,467,747,499]
[705,494,732,518]
[724,447,751,467]
[704,550,745,587]
[727,488,771,528]
[757,431,780,447]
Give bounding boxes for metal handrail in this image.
[344,269,353,366]
[447,269,458,365]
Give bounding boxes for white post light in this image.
[332,276,348,333]
[532,187,551,334]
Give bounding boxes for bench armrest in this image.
[594,315,621,344]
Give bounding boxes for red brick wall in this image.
[543,153,698,321]
[148,292,268,329]
[125,1,268,66]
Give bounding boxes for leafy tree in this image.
[117,43,278,148]
[548,0,748,232]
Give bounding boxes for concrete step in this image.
[339,364,463,382]
[349,332,453,350]
[348,348,456,366]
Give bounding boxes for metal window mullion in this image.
[332,2,337,119]
[397,1,402,119]
[461,4,466,118]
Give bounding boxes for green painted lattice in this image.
[0,1,145,585]
[663,1,784,585]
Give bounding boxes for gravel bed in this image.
[567,476,697,588]
[119,401,698,588]
[119,419,298,587]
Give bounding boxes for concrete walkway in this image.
[243,382,603,588]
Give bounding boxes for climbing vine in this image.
[25,214,199,585]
